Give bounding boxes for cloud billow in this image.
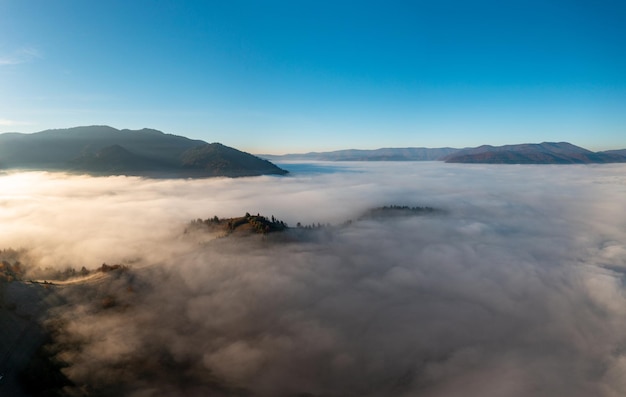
[2,163,626,396]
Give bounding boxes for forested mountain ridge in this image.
[261,142,626,164]
[442,142,626,164]
[261,147,460,161]
[0,126,288,177]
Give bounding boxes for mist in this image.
[2,162,626,396]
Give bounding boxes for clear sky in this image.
[1,0,625,153]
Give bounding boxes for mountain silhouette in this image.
[261,143,626,164]
[0,126,288,177]
[261,147,459,161]
[443,142,626,164]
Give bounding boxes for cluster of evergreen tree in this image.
[239,212,288,234]
[377,205,437,212]
[295,222,331,229]
[188,204,442,237]
[362,205,440,219]
[0,260,23,282]
[0,248,27,282]
[190,213,288,235]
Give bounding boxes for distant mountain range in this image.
[0,126,288,177]
[262,147,459,161]
[444,142,626,164]
[262,142,626,164]
[2,127,622,173]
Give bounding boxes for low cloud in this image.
[2,162,626,396]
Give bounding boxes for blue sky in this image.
[1,0,624,153]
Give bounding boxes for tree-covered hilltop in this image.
[360,205,443,220]
[187,206,444,238]
[188,213,289,236]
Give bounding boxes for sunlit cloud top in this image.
[1,164,626,395]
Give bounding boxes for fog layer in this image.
[2,162,626,396]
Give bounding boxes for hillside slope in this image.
[181,143,288,177]
[443,142,626,164]
[0,126,288,177]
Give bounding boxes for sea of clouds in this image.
[1,162,625,396]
